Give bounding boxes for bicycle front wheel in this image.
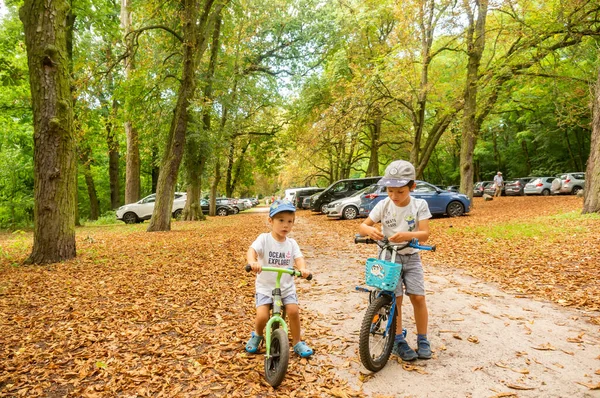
[264,328,289,387]
[359,294,397,372]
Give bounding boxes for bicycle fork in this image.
[265,287,288,359]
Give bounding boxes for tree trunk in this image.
[121,0,141,204]
[209,162,221,216]
[583,67,600,214]
[366,113,381,176]
[459,0,488,200]
[107,99,120,209]
[148,0,219,231]
[20,0,77,264]
[81,146,100,220]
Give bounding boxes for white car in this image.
[116,192,187,224]
[551,173,585,195]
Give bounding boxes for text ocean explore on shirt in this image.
[250,233,303,298]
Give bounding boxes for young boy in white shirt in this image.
[359,160,433,361]
[245,200,313,357]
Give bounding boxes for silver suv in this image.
[551,173,585,195]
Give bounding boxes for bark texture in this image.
[459,0,488,200]
[583,67,600,214]
[20,0,77,263]
[121,0,141,204]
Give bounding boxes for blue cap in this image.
[269,199,296,217]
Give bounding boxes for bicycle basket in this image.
[364,258,402,291]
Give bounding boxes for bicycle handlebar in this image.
[245,264,313,281]
[354,235,436,252]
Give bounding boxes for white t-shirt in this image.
[368,197,432,254]
[250,233,303,298]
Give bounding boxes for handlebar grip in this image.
[355,235,375,244]
[306,273,313,281]
[245,264,252,272]
[431,245,436,252]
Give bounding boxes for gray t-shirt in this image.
[251,233,303,297]
[368,197,432,254]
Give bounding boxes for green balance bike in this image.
[245,265,312,387]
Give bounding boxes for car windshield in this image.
[354,185,376,197]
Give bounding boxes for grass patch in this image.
[458,211,597,240]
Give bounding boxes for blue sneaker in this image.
[417,338,432,359]
[392,339,417,361]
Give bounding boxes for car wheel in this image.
[172,209,183,220]
[320,203,328,214]
[446,201,465,217]
[551,178,562,193]
[233,206,239,214]
[342,206,358,220]
[572,186,582,195]
[122,212,138,224]
[216,208,228,216]
[541,189,550,196]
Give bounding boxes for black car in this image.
[201,199,235,216]
[505,177,535,196]
[310,176,382,213]
[293,187,324,208]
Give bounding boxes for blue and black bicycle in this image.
[354,235,435,372]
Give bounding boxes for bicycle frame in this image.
[260,266,300,359]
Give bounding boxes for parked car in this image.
[310,176,382,213]
[504,177,535,196]
[551,172,585,195]
[217,198,243,214]
[446,185,460,193]
[116,192,187,224]
[292,187,324,208]
[473,181,493,197]
[325,186,374,220]
[484,182,505,196]
[302,196,312,209]
[359,181,471,218]
[200,199,235,216]
[524,177,556,196]
[284,187,320,202]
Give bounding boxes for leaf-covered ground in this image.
[0,195,598,397]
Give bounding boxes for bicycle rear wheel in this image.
[264,328,289,387]
[359,294,397,372]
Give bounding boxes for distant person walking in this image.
[493,172,504,197]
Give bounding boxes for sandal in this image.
[245,332,263,353]
[293,341,313,358]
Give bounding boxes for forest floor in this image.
[0,196,599,397]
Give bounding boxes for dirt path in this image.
[292,213,600,398]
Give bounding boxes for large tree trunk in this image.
[121,0,141,204]
[148,0,219,231]
[583,66,600,214]
[20,0,77,264]
[183,12,222,221]
[459,0,488,200]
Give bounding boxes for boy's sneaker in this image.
[416,338,432,359]
[392,339,418,361]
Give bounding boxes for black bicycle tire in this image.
[359,295,396,372]
[264,328,289,387]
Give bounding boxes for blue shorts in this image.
[255,293,299,308]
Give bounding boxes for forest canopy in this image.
[0,0,599,229]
